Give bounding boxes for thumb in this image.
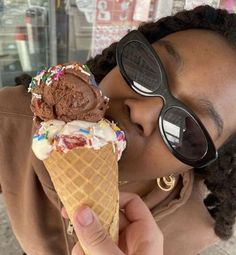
[73,206,123,255]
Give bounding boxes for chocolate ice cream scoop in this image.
[29,63,109,123]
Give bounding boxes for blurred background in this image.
[0,0,236,254]
[0,0,235,87]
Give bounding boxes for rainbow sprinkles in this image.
[28,63,96,93]
[32,119,126,161]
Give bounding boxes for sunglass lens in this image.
[162,107,208,160]
[121,41,162,93]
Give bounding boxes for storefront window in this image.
[0,0,235,87]
[0,0,51,85]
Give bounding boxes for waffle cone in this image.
[43,143,119,254]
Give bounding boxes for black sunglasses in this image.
[116,30,218,168]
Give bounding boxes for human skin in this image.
[99,29,236,198]
[67,193,163,255]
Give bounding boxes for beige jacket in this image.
[0,85,218,255]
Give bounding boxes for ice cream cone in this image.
[29,62,126,255]
[43,143,119,254]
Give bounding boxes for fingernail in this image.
[76,207,94,226]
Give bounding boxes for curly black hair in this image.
[86,5,236,240]
[16,5,236,240]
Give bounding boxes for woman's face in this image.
[99,29,236,182]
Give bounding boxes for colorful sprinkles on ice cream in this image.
[32,119,126,161]
[28,63,96,93]
[30,62,126,162]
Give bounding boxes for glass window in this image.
[1,0,229,87]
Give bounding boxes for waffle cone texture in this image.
[43,143,119,254]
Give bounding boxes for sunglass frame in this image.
[116,30,218,168]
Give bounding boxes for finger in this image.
[119,192,155,224]
[119,192,141,208]
[119,210,130,233]
[61,207,69,219]
[71,242,85,255]
[120,193,164,254]
[73,206,124,255]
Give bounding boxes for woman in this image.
[1,5,236,255]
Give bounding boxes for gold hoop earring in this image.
[157,175,176,192]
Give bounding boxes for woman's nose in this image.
[124,97,164,137]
